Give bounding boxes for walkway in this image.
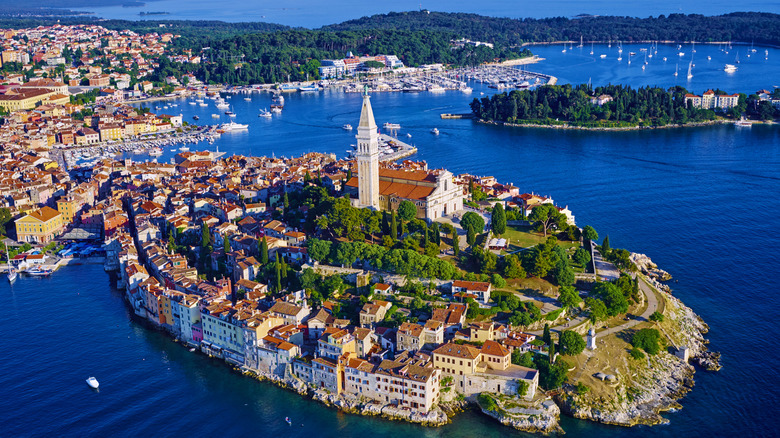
[593,249,620,281]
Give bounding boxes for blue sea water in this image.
[3,44,780,436]
[65,0,780,27]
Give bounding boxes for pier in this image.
[378,134,417,162]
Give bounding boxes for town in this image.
[0,23,723,433]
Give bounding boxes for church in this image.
[344,91,464,220]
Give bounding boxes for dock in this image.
[378,134,417,162]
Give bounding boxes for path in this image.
[593,249,620,281]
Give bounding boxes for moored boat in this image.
[86,377,99,389]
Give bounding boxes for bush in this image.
[575,382,590,394]
[649,311,664,322]
[478,393,499,412]
[517,380,529,397]
[630,348,646,360]
[632,328,662,355]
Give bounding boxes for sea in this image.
[63,0,780,27]
[2,42,780,436]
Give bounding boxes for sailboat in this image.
[590,42,594,55]
[674,63,679,77]
[579,36,583,47]
[736,51,740,64]
[5,243,16,283]
[687,61,693,79]
[561,43,566,53]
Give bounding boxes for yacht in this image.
[298,84,319,92]
[735,117,752,127]
[148,147,163,156]
[342,124,353,131]
[221,122,249,131]
[724,64,737,72]
[26,267,53,277]
[383,122,401,130]
[86,377,99,389]
[216,102,230,109]
[431,128,439,135]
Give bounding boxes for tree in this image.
[632,328,662,355]
[461,212,485,234]
[517,380,529,397]
[491,273,506,288]
[274,253,282,292]
[466,227,476,247]
[649,311,665,322]
[558,285,582,309]
[491,203,506,236]
[528,204,567,237]
[551,259,575,286]
[260,237,270,265]
[586,297,608,323]
[223,235,231,254]
[582,225,598,241]
[397,200,417,222]
[548,343,556,364]
[559,330,586,356]
[390,210,398,239]
[594,282,629,316]
[502,254,526,279]
[601,235,610,254]
[542,323,552,346]
[0,207,11,236]
[200,222,211,248]
[305,238,330,262]
[573,247,591,266]
[283,192,289,209]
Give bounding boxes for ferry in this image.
[724,64,737,72]
[342,124,353,131]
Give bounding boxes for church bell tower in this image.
[356,87,380,210]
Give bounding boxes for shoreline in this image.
[476,118,776,131]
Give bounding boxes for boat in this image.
[199,102,208,107]
[244,97,252,101]
[406,133,412,138]
[211,114,220,118]
[298,84,319,92]
[663,57,667,61]
[259,108,272,118]
[687,61,693,79]
[188,102,196,105]
[179,146,190,151]
[600,54,607,59]
[225,110,236,117]
[148,147,163,156]
[561,43,566,53]
[460,87,473,93]
[5,243,16,283]
[383,122,401,130]
[271,94,285,109]
[26,267,53,277]
[216,102,230,109]
[86,377,99,389]
[221,122,249,131]
[431,128,439,135]
[285,417,292,426]
[132,148,145,154]
[189,347,196,352]
[192,115,199,120]
[674,63,679,77]
[735,117,752,127]
[590,42,594,55]
[271,107,282,114]
[342,124,353,131]
[724,64,737,73]
[707,56,712,61]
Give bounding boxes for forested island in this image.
[470,84,780,128]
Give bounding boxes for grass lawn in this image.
[500,225,580,252]
[505,276,559,296]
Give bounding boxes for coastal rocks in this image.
[630,253,672,281]
[693,351,722,371]
[477,393,563,435]
[310,388,449,426]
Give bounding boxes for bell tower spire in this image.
[355,90,380,210]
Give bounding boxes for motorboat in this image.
[192,115,199,120]
[383,122,401,130]
[298,84,319,92]
[406,133,412,138]
[179,146,190,151]
[221,122,249,131]
[86,377,99,389]
[342,124,353,131]
[271,107,282,114]
[259,109,272,118]
[26,267,53,276]
[431,128,439,135]
[244,97,252,101]
[735,117,752,127]
[148,147,163,156]
[724,64,737,72]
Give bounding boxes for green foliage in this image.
[582,225,599,241]
[259,237,270,265]
[594,282,629,316]
[461,212,485,235]
[397,200,417,222]
[558,285,582,309]
[508,301,542,327]
[200,222,211,248]
[573,247,591,266]
[472,247,498,274]
[559,330,586,356]
[491,273,506,288]
[606,248,635,271]
[630,348,646,360]
[575,382,590,394]
[649,311,665,322]
[601,235,610,254]
[517,380,530,397]
[491,203,507,236]
[512,350,537,368]
[473,84,720,127]
[466,227,476,247]
[528,204,567,237]
[0,207,11,237]
[585,297,608,323]
[534,354,569,390]
[501,254,526,279]
[478,393,500,412]
[551,259,575,286]
[543,323,552,346]
[632,328,662,355]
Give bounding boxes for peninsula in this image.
[1,89,720,434]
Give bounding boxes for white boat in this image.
[271,107,282,114]
[460,87,473,93]
[406,133,412,138]
[707,56,712,60]
[244,97,252,101]
[259,109,272,118]
[383,122,401,130]
[86,377,99,389]
[298,84,319,92]
[199,102,208,107]
[724,64,737,72]
[26,267,52,276]
[431,128,439,135]
[600,54,607,58]
[225,111,236,117]
[148,147,163,156]
[189,348,196,352]
[735,117,752,127]
[5,243,16,283]
[221,122,249,131]
[663,57,667,61]
[216,102,230,109]
[211,114,220,118]
[179,146,190,151]
[188,102,196,105]
[342,124,353,131]
[132,148,145,154]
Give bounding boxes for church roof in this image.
[346,176,435,201]
[358,95,377,129]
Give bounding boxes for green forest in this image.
[470,84,749,127]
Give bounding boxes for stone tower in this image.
[587,327,597,350]
[356,87,380,210]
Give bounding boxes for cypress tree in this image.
[602,235,610,254]
[283,192,289,209]
[260,237,269,265]
[274,253,282,292]
[223,235,231,254]
[543,323,552,346]
[452,226,460,257]
[467,226,476,247]
[201,222,211,249]
[549,343,556,364]
[423,223,429,248]
[390,211,398,240]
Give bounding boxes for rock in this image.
[693,351,722,371]
[477,393,563,435]
[630,252,673,281]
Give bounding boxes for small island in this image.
[470,84,780,130]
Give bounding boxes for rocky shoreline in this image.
[477,118,733,132]
[477,394,563,435]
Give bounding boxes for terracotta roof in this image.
[433,342,481,360]
[481,340,510,357]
